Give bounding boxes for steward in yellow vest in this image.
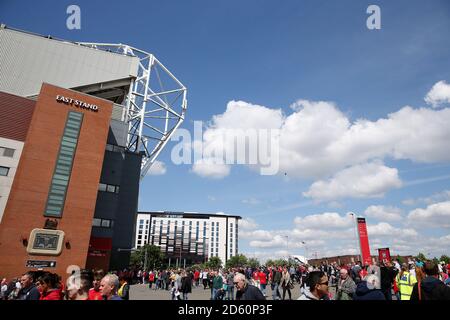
[396,270,417,300]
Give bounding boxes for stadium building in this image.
[0,24,187,279]
[135,212,242,267]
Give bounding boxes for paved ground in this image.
[130,283,337,300]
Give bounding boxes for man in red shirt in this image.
[88,270,104,300]
[194,270,200,288]
[258,269,267,297]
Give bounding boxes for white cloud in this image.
[408,201,450,228]
[364,205,403,221]
[239,217,259,230]
[425,80,450,107]
[191,158,230,179]
[196,85,450,181]
[240,229,273,240]
[146,160,167,175]
[402,190,450,206]
[303,162,402,201]
[368,222,418,239]
[294,212,353,229]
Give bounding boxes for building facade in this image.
[135,212,241,267]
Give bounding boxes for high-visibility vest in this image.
[397,272,417,300]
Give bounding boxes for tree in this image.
[248,258,260,269]
[416,252,427,261]
[440,255,450,264]
[206,256,222,269]
[226,254,248,269]
[265,259,275,267]
[130,244,164,271]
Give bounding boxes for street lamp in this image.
[348,212,362,263]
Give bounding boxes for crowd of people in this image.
[2,258,449,300]
[0,269,131,300]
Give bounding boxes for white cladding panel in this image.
[0,27,139,97]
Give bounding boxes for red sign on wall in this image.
[378,248,391,263]
[357,218,372,265]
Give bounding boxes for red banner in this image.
[378,248,391,263]
[357,218,372,265]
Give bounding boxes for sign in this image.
[26,260,56,268]
[27,229,65,255]
[357,217,372,265]
[56,95,99,112]
[378,248,391,263]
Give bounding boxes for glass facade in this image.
[44,111,83,217]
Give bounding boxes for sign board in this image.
[357,217,372,265]
[26,260,57,268]
[378,247,391,263]
[26,229,65,255]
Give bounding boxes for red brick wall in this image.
[0,83,112,281]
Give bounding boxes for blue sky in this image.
[2,0,450,261]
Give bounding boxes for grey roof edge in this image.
[0,23,138,59]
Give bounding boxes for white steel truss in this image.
[76,42,187,180]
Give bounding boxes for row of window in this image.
[44,111,83,218]
[0,146,15,158]
[0,166,9,177]
[93,218,114,228]
[98,183,120,194]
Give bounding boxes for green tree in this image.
[206,256,222,269]
[416,252,427,261]
[265,259,275,267]
[273,259,288,266]
[226,254,248,268]
[130,244,164,271]
[440,255,450,264]
[396,255,403,264]
[247,258,260,269]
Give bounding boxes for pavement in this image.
[130,282,338,300]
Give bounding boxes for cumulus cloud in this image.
[303,162,402,201]
[191,158,230,179]
[368,222,418,239]
[425,80,450,107]
[364,205,403,221]
[239,217,259,230]
[194,82,450,180]
[146,160,167,175]
[407,201,450,228]
[294,212,353,229]
[402,190,450,207]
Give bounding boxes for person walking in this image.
[226,270,235,300]
[118,274,130,300]
[410,261,450,300]
[234,273,266,300]
[335,268,356,300]
[212,271,223,300]
[259,268,267,297]
[298,271,329,300]
[396,263,417,300]
[281,267,292,300]
[180,271,192,300]
[17,272,40,300]
[271,266,282,300]
[353,274,386,300]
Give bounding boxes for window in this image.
[0,166,9,176]
[93,218,113,228]
[44,111,83,217]
[99,183,120,194]
[101,220,111,228]
[0,147,15,158]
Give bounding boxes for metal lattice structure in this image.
[77,42,187,180]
